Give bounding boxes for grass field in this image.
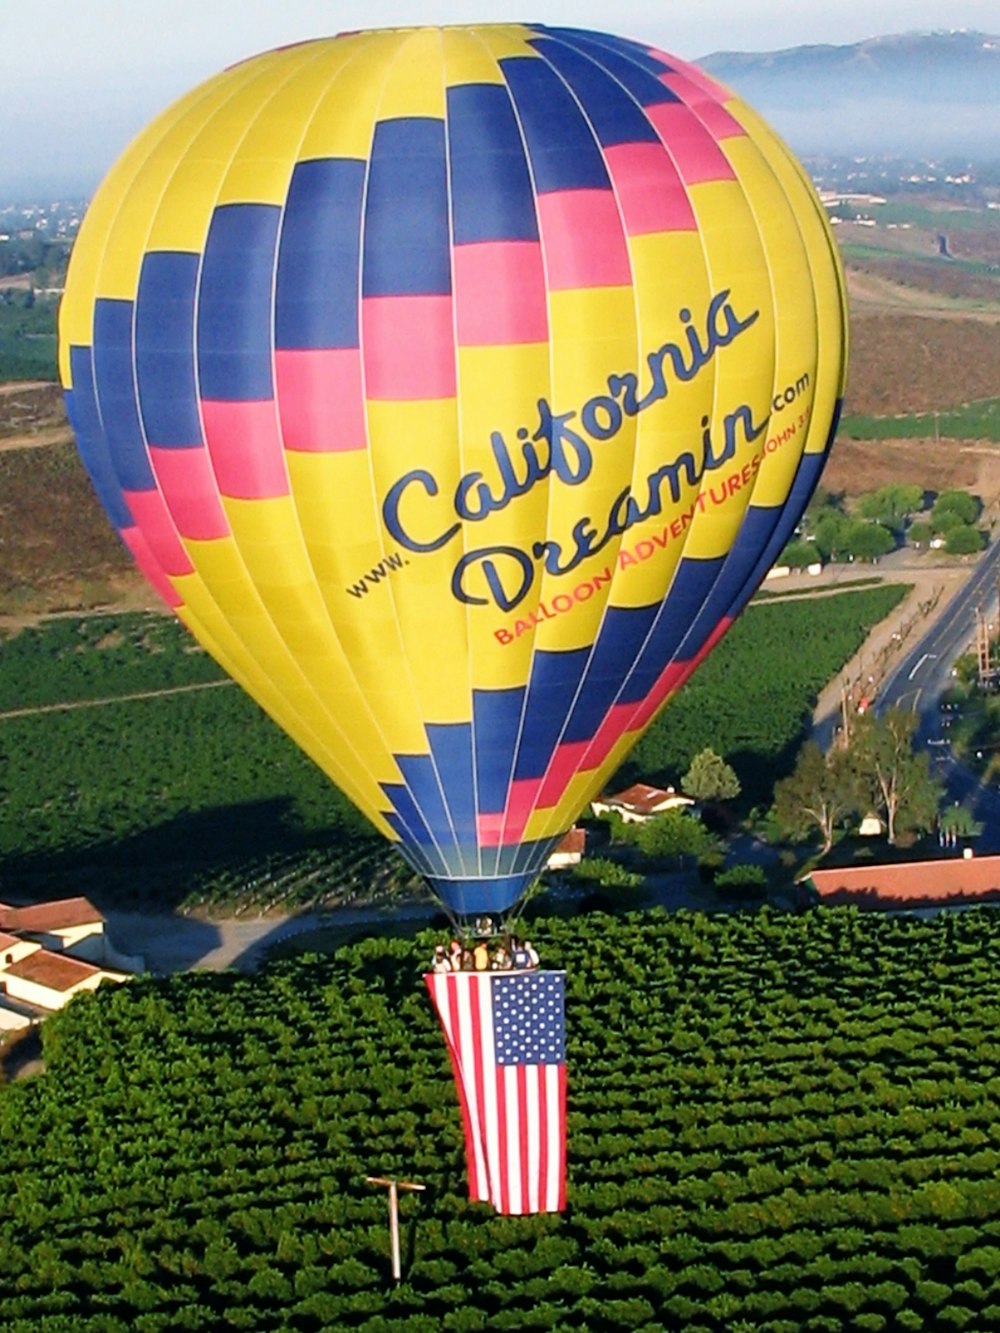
[841,244,1000,281]
[875,200,1000,232]
[840,397,1000,443]
[0,297,58,382]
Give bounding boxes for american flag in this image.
[425,969,567,1214]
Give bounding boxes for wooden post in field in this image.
[365,1176,426,1282]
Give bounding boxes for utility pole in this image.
[365,1176,426,1283]
[840,679,852,747]
[977,606,991,686]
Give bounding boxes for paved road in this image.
[878,537,1000,720]
[874,538,1000,848]
[105,901,440,975]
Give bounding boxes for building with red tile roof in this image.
[804,854,1000,909]
[3,949,101,992]
[591,783,694,823]
[546,827,586,869]
[1,948,121,1011]
[0,897,138,1015]
[0,896,103,933]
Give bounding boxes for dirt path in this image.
[0,380,53,395]
[0,677,233,721]
[0,425,73,451]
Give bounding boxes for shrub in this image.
[945,525,985,556]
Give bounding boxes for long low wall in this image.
[0,1003,32,1032]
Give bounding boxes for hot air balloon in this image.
[59,23,847,927]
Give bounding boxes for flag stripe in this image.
[447,975,483,1200]
[497,1065,511,1214]
[538,1063,550,1213]
[518,1064,531,1213]
[556,1063,568,1210]
[466,972,491,1201]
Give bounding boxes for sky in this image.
[4,0,1000,198]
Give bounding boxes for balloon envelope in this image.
[59,25,847,915]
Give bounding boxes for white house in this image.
[591,783,694,824]
[1,949,124,1011]
[0,897,140,971]
[0,897,139,1014]
[0,929,41,970]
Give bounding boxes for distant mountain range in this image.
[698,31,1000,159]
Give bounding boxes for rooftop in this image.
[601,783,691,815]
[554,827,586,855]
[0,896,104,933]
[2,948,101,993]
[807,855,1000,907]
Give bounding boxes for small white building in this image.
[1,949,124,1011]
[0,897,140,971]
[591,783,695,824]
[0,897,139,1014]
[546,827,586,870]
[0,929,40,970]
[858,813,884,837]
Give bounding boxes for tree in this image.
[634,808,719,861]
[772,740,861,855]
[812,510,849,561]
[844,520,895,562]
[856,484,923,531]
[933,489,978,527]
[851,709,942,845]
[930,507,967,537]
[939,804,983,840]
[682,747,741,802]
[779,539,818,569]
[945,524,984,556]
[908,519,933,547]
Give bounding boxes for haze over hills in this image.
[5,29,1000,199]
[700,30,1000,159]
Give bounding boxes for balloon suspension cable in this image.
[430,872,545,946]
[432,902,526,948]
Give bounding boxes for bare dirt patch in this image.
[821,437,998,500]
[0,439,145,616]
[0,382,65,439]
[843,308,1000,417]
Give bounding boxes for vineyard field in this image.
[0,589,908,908]
[0,613,224,711]
[2,907,999,1331]
[620,584,909,802]
[0,298,58,382]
